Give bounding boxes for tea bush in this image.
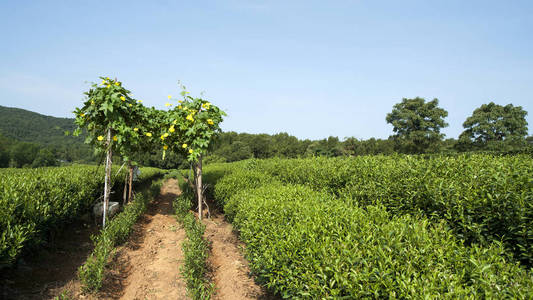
[173,174,212,299]
[0,165,164,266]
[218,154,533,266]
[217,179,533,298]
[202,156,533,298]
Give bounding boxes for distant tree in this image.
[458,102,528,151]
[380,138,396,155]
[271,133,302,158]
[325,136,343,157]
[386,97,448,154]
[210,131,308,161]
[299,139,313,156]
[217,141,253,162]
[248,134,273,158]
[305,136,342,157]
[0,148,9,168]
[305,141,321,156]
[31,148,59,168]
[440,138,458,153]
[363,138,395,155]
[0,134,11,167]
[342,137,359,156]
[10,142,41,168]
[342,137,395,156]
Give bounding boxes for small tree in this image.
[117,105,164,204]
[160,88,225,220]
[458,102,528,150]
[386,97,448,154]
[74,77,144,227]
[73,78,225,223]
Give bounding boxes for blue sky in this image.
[1,0,532,140]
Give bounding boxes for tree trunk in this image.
[196,156,203,220]
[128,162,133,203]
[103,128,113,227]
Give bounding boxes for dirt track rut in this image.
[102,178,187,299]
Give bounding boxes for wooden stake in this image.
[128,163,133,203]
[196,156,203,220]
[103,128,112,227]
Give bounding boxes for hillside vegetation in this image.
[0,105,94,166]
[0,105,84,146]
[0,106,181,167]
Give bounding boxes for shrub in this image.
[173,175,212,299]
[0,165,165,266]
[212,155,533,266]
[223,182,533,298]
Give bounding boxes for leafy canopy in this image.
[386,97,448,154]
[73,77,148,162]
[459,102,528,145]
[73,77,225,164]
[159,87,226,162]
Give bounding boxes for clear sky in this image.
[1,0,532,140]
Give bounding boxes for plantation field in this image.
[201,154,533,298]
[0,165,165,266]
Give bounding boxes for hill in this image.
[0,105,85,146]
[0,106,184,168]
[0,105,96,166]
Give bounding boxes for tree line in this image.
[1,99,531,168]
[0,133,59,168]
[386,98,530,154]
[205,99,531,163]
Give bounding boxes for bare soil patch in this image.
[202,202,277,300]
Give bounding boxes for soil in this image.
[201,201,276,300]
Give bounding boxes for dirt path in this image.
[98,178,187,299]
[202,205,275,300]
